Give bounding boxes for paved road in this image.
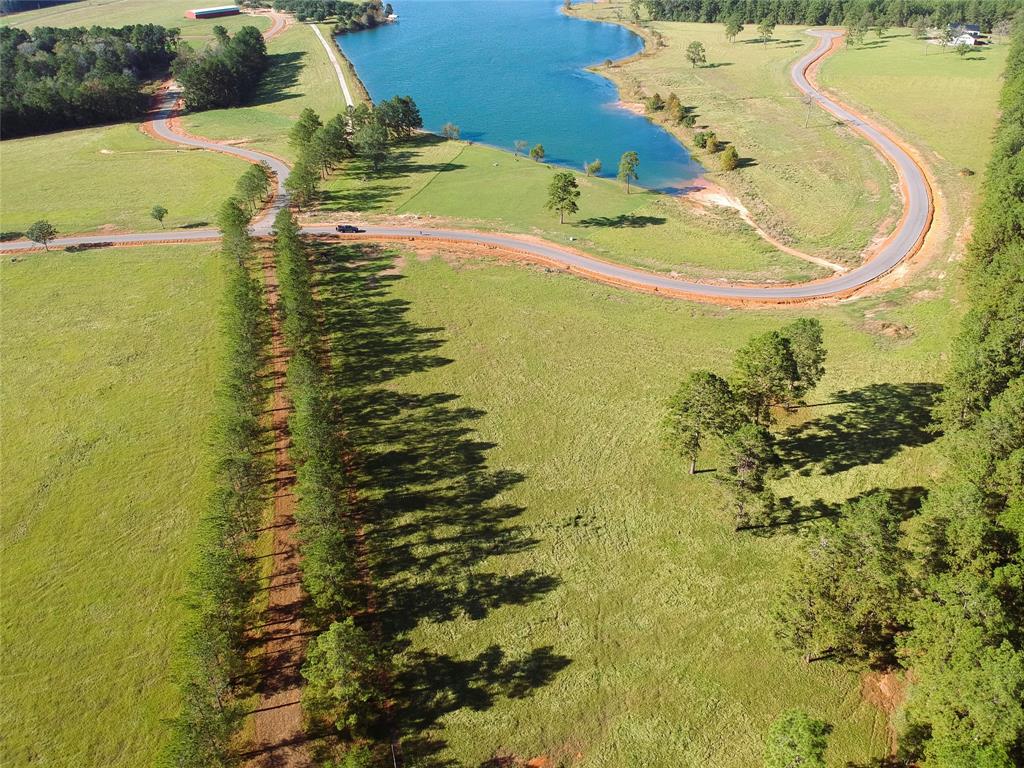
[3,29,932,302]
[310,23,356,107]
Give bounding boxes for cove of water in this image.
[335,0,703,192]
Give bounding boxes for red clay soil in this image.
[243,248,312,768]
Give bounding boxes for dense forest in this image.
[267,0,393,32]
[774,18,1024,766]
[641,0,1024,27]
[0,24,178,138]
[172,25,268,111]
[0,21,268,138]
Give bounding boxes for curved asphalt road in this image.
[3,29,932,303]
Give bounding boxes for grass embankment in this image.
[0,123,244,235]
[572,5,897,265]
[314,240,954,766]
[0,0,271,40]
[0,245,223,768]
[182,22,350,163]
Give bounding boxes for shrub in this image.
[720,145,739,170]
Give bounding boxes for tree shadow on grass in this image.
[741,485,928,536]
[577,214,667,228]
[248,51,304,107]
[313,243,567,760]
[777,382,942,476]
[320,140,467,212]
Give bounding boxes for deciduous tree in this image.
[764,710,830,768]
[617,150,639,193]
[724,13,743,42]
[665,371,740,474]
[686,39,706,67]
[26,220,57,250]
[546,171,581,224]
[530,143,546,162]
[441,121,460,140]
[151,205,168,227]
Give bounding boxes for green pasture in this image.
[819,30,1008,186]
[317,135,825,283]
[0,122,244,235]
[0,0,271,40]
[574,5,899,266]
[0,244,223,768]
[316,241,955,766]
[181,22,351,163]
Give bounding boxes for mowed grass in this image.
[573,5,898,265]
[0,0,271,41]
[0,122,245,235]
[182,22,351,162]
[316,136,826,283]
[0,245,223,768]
[319,243,956,766]
[819,31,1008,188]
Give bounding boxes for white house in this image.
[948,32,978,46]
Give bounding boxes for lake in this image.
[335,0,703,192]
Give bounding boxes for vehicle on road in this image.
[335,224,363,233]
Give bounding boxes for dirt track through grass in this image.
[243,248,311,768]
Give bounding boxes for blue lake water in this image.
[335,0,703,191]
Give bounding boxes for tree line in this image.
[163,206,266,766]
[272,209,388,763]
[285,96,422,207]
[641,0,1023,28]
[268,0,394,32]
[0,24,179,138]
[768,22,1024,764]
[162,174,275,767]
[0,21,269,138]
[173,25,268,112]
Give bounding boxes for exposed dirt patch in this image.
[862,319,915,339]
[614,99,646,116]
[243,248,311,768]
[862,670,907,715]
[687,181,848,273]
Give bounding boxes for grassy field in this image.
[819,31,1008,199]
[0,245,223,768]
[0,0,271,40]
[315,135,826,283]
[182,22,351,163]
[0,11,1008,768]
[0,122,245,235]
[572,5,897,266]
[316,241,954,766]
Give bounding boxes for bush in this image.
[694,129,721,151]
[720,145,739,170]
